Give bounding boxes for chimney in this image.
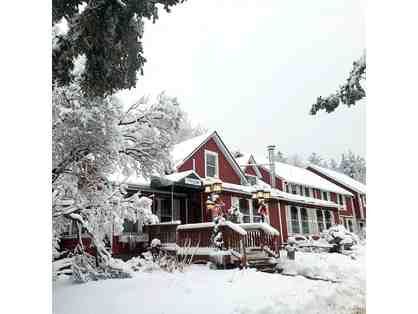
[267,145,276,189]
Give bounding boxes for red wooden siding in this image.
[177,137,241,185]
[268,200,280,239]
[279,201,288,242]
[258,167,271,185]
[244,165,257,177]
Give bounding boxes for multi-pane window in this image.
[338,194,344,206]
[246,175,257,186]
[291,184,297,195]
[160,199,172,222]
[290,206,300,234]
[299,185,304,196]
[205,151,219,178]
[304,187,310,197]
[324,211,332,229]
[317,210,325,232]
[123,219,139,233]
[300,208,310,234]
[239,198,251,223]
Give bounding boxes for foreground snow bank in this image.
[53,246,365,314]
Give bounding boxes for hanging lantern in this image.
[263,190,271,200]
[213,181,222,193]
[204,182,212,193]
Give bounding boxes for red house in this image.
[306,164,366,233]
[60,131,365,259]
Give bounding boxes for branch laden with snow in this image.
[310,52,366,115]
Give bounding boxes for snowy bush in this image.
[321,224,359,252]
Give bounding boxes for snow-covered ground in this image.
[53,246,365,314]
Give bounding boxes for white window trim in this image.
[204,150,219,178]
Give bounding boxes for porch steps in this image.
[246,248,278,273]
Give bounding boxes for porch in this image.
[144,221,281,269]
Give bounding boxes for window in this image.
[233,197,261,223]
[347,219,353,232]
[205,150,219,178]
[300,208,309,234]
[155,197,182,222]
[322,191,328,201]
[290,206,300,234]
[324,211,332,229]
[317,210,325,232]
[286,183,290,193]
[299,185,304,196]
[338,194,344,206]
[239,198,251,223]
[160,199,172,222]
[246,175,257,186]
[304,187,310,197]
[291,184,297,195]
[252,199,262,222]
[123,219,138,233]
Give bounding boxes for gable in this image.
[177,136,245,185]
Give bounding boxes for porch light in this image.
[204,179,223,193]
[204,184,212,193]
[256,189,264,199]
[212,181,222,193]
[263,190,271,200]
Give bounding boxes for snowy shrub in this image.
[71,254,132,283]
[321,225,359,252]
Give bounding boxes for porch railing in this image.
[239,223,280,257]
[143,221,181,245]
[176,222,247,263]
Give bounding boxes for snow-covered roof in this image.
[222,180,340,209]
[164,170,201,182]
[307,164,366,194]
[170,131,248,183]
[170,132,214,168]
[252,155,352,196]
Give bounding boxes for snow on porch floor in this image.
[53,248,365,314]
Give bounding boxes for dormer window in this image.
[205,150,219,178]
[246,175,257,186]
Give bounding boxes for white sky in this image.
[116,0,365,161]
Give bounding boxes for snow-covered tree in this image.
[173,113,207,144]
[274,150,288,163]
[52,69,184,280]
[307,153,324,166]
[310,52,366,115]
[52,0,185,97]
[287,153,306,168]
[338,151,366,184]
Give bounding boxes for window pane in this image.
[243,215,251,223]
[239,199,250,215]
[206,153,216,165]
[304,187,310,197]
[123,219,138,233]
[291,207,300,234]
[207,165,216,177]
[339,195,343,205]
[300,208,309,234]
[324,211,332,229]
[316,210,324,232]
[323,192,328,201]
